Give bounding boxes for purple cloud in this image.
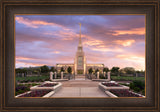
[15,15,145,70]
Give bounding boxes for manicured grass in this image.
[111,76,145,81]
[16,75,50,83]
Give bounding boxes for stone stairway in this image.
[75,75,86,80]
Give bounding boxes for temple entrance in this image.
[77,70,83,74]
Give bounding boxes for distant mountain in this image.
[16,65,55,69]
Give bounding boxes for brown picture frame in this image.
[0,0,159,112]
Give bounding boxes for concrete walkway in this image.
[51,80,109,97]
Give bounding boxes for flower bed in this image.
[15,85,30,95]
[30,82,62,92]
[38,83,57,87]
[102,82,121,87]
[16,85,27,91]
[16,82,62,97]
[18,90,52,97]
[110,89,142,97]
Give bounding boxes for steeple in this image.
[79,23,82,46]
[77,23,83,53]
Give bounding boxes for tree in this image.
[28,67,33,75]
[50,67,55,72]
[110,67,120,76]
[15,68,22,74]
[103,67,109,73]
[123,67,135,74]
[136,70,145,74]
[67,66,72,74]
[54,69,57,72]
[95,69,99,73]
[40,65,49,73]
[61,67,64,72]
[88,68,93,74]
[15,68,27,73]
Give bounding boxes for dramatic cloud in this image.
[15,15,145,70]
[112,27,145,36]
[15,16,65,28]
[114,39,135,47]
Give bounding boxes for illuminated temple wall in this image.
[86,64,104,74]
[56,64,74,74]
[56,63,104,74]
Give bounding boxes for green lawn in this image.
[16,75,50,83]
[111,76,145,81]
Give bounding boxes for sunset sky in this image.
[15,15,145,70]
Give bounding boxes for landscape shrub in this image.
[134,87,140,92]
[31,79,34,82]
[99,74,105,79]
[18,89,25,94]
[16,75,50,83]
[45,78,49,81]
[111,76,145,81]
[24,79,29,83]
[142,89,145,95]
[129,80,145,95]
[132,80,145,90]
[129,83,135,89]
[20,80,24,83]
[31,83,39,86]
[34,79,39,82]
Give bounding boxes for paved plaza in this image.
[51,79,109,97]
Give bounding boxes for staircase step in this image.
[75,75,85,80]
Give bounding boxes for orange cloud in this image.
[16,56,33,60]
[15,17,64,28]
[83,36,123,52]
[114,39,135,47]
[113,27,145,36]
[91,47,123,52]
[84,40,103,46]
[53,51,60,54]
[16,61,45,67]
[42,29,77,41]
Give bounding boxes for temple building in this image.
[56,24,104,75]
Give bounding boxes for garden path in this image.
[51,80,109,97]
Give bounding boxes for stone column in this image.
[54,72,57,79]
[61,72,63,79]
[50,72,53,80]
[97,72,99,79]
[107,72,111,81]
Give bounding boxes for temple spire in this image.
[79,23,82,46]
